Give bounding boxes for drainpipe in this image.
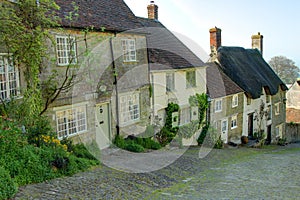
[110,35,120,135]
[145,36,155,124]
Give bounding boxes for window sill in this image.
[123,61,139,64]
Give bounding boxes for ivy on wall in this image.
[189,93,209,128]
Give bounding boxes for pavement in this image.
[14,143,300,199]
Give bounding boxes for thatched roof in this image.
[217,47,287,99]
[206,62,244,99]
[137,17,205,70]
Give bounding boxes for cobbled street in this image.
[15,143,300,200]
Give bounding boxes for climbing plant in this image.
[0,0,59,124]
[189,93,209,128]
[156,102,179,146]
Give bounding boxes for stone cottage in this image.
[44,0,151,149]
[209,27,287,143]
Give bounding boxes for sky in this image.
[124,0,300,67]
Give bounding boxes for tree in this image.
[0,0,84,124]
[268,56,300,84]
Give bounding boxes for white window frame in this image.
[215,99,222,112]
[166,72,175,92]
[275,103,280,115]
[232,94,238,107]
[221,120,227,133]
[231,115,238,129]
[0,54,20,100]
[56,106,87,139]
[275,124,283,138]
[56,35,77,66]
[186,70,196,88]
[121,39,137,62]
[119,93,140,125]
[180,107,191,125]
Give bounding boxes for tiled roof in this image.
[217,47,288,99]
[286,108,300,123]
[206,62,244,99]
[137,17,205,70]
[55,0,142,31]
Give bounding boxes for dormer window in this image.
[121,39,136,62]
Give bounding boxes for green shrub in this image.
[277,137,287,146]
[133,137,161,150]
[0,166,17,200]
[72,143,99,161]
[214,136,224,149]
[0,118,99,188]
[114,134,126,149]
[197,125,209,145]
[156,127,175,147]
[26,116,56,146]
[125,141,145,153]
[113,135,158,152]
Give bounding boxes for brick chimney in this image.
[209,27,222,59]
[147,1,158,20]
[251,32,263,55]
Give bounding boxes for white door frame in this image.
[221,118,228,143]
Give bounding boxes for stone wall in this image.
[285,123,300,143]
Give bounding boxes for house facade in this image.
[138,4,207,145]
[286,79,300,123]
[209,27,287,143]
[206,62,244,144]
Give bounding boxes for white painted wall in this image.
[150,67,206,117]
[242,89,271,136]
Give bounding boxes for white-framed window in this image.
[275,103,280,115]
[180,107,191,125]
[231,115,238,129]
[186,70,196,88]
[166,72,175,92]
[215,99,222,112]
[56,106,87,138]
[56,35,77,66]
[121,39,136,62]
[232,94,238,107]
[0,54,19,100]
[221,120,227,133]
[120,93,140,125]
[275,124,283,138]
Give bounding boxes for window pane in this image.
[56,106,87,138]
[0,55,19,99]
[56,36,77,65]
[119,93,140,124]
[121,39,136,62]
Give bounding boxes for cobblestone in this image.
[14,143,300,199]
